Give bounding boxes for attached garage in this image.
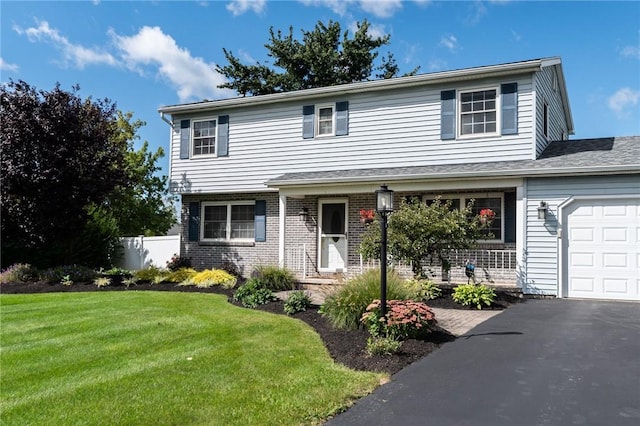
[562,197,640,301]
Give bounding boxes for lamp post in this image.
[375,184,394,322]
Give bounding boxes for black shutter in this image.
[180,119,190,159]
[254,200,266,242]
[501,83,518,135]
[335,101,349,136]
[218,115,229,156]
[302,105,314,139]
[188,202,200,242]
[440,90,456,140]
[504,192,516,243]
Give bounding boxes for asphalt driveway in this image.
[328,299,640,426]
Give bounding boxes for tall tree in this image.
[217,20,419,96]
[0,80,174,268]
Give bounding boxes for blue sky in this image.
[2,0,639,178]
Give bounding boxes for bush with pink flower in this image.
[361,299,438,340]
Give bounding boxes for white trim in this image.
[278,194,286,267]
[191,116,218,158]
[315,103,335,137]
[556,194,640,298]
[200,200,255,242]
[457,85,501,139]
[317,198,349,273]
[516,183,526,290]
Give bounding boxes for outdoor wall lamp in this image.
[375,184,394,324]
[538,201,548,220]
[298,207,309,222]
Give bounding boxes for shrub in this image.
[61,275,74,286]
[165,268,197,284]
[406,278,442,301]
[182,269,237,289]
[134,267,163,282]
[0,263,40,284]
[284,291,312,315]
[361,299,437,340]
[365,336,402,356]
[94,277,111,287]
[319,269,416,330]
[452,284,496,310]
[220,261,241,277]
[40,265,97,284]
[122,276,137,288]
[252,265,296,291]
[233,278,276,308]
[166,254,192,271]
[102,267,132,277]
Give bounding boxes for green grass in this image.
[1,292,383,425]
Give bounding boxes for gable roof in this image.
[266,136,640,188]
[158,57,571,129]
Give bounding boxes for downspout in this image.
[160,111,174,129]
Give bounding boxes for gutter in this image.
[266,165,640,188]
[158,59,547,115]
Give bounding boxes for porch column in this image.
[278,192,286,267]
[515,184,526,289]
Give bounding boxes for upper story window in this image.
[459,89,497,136]
[441,83,517,141]
[317,105,334,136]
[202,201,254,241]
[193,119,217,156]
[303,101,349,139]
[543,101,549,138]
[179,115,229,160]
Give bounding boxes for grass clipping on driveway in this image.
[1,292,383,425]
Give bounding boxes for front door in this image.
[318,200,348,272]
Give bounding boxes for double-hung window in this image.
[192,119,217,156]
[202,202,254,241]
[459,88,497,136]
[317,105,334,136]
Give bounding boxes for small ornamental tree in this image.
[359,197,490,278]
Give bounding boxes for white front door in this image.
[318,200,348,272]
[565,198,640,301]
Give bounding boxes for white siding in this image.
[169,75,536,193]
[525,175,640,295]
[534,66,569,156]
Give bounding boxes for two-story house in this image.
[158,57,639,301]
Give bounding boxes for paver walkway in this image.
[276,290,502,336]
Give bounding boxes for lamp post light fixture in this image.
[537,201,548,220]
[375,184,394,324]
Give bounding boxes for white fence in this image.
[115,235,180,270]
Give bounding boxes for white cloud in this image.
[427,58,447,72]
[608,87,640,116]
[348,21,387,40]
[439,34,459,52]
[0,58,19,72]
[14,20,116,68]
[297,0,351,16]
[226,0,266,16]
[110,26,233,102]
[359,0,402,18]
[511,29,521,42]
[620,44,640,59]
[466,0,487,25]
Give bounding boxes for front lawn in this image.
[0,292,383,425]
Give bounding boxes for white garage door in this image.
[566,198,640,301]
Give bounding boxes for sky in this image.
[2,0,639,179]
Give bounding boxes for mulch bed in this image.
[1,280,520,375]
